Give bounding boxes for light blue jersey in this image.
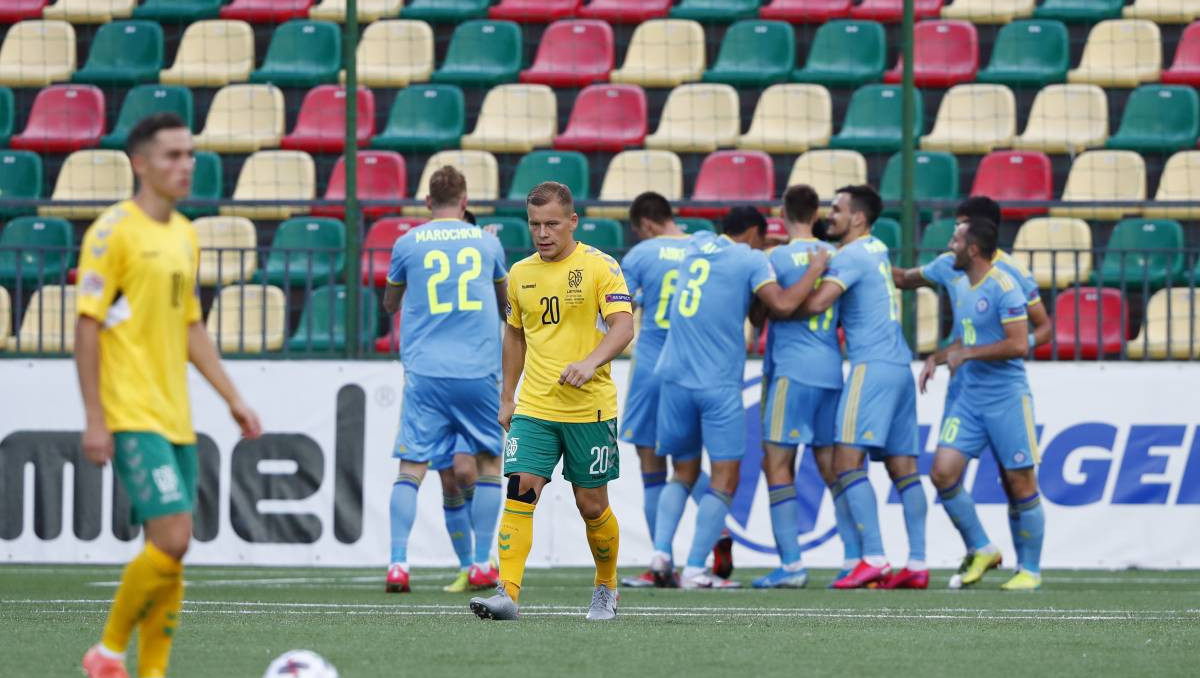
[824,234,911,365]
[766,238,841,390]
[621,234,692,362]
[949,267,1030,405]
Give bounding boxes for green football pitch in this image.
[3,566,1198,677]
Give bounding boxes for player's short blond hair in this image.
[526,181,574,215]
[428,165,467,210]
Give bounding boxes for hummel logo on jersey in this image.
[521,283,536,289]
[568,269,583,288]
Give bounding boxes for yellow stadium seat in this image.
[916,287,940,354]
[1012,84,1108,154]
[738,84,832,154]
[1068,19,1161,87]
[39,150,132,219]
[610,19,705,88]
[11,285,75,353]
[644,84,740,153]
[941,0,1035,22]
[0,286,10,351]
[1013,217,1093,289]
[220,150,316,220]
[0,20,76,87]
[1051,150,1145,220]
[591,150,683,218]
[194,84,285,153]
[310,0,404,22]
[406,150,499,216]
[195,216,259,287]
[43,0,135,23]
[461,84,557,153]
[1127,288,1200,359]
[1145,151,1200,220]
[160,20,255,87]
[920,84,1016,154]
[206,284,287,353]
[342,20,433,87]
[1123,0,1200,23]
[779,150,867,215]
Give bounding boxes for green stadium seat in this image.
[371,85,464,153]
[100,85,195,150]
[134,0,224,21]
[261,217,346,287]
[920,217,955,264]
[72,21,163,86]
[0,87,12,147]
[677,217,715,234]
[287,285,378,352]
[0,150,42,218]
[670,0,762,22]
[976,20,1069,87]
[477,215,534,267]
[401,0,492,22]
[429,20,522,87]
[792,20,886,87]
[702,20,794,86]
[872,217,901,262]
[880,151,959,218]
[576,218,625,254]
[1096,218,1185,289]
[502,150,590,216]
[829,84,923,152]
[1034,0,1123,22]
[249,20,342,87]
[181,151,223,219]
[1106,85,1200,153]
[0,216,73,285]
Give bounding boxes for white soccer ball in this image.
[263,650,339,678]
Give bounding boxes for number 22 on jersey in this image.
[424,247,482,314]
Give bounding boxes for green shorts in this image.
[504,415,619,488]
[113,432,197,525]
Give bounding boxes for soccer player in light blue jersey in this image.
[382,166,507,594]
[651,207,830,589]
[799,185,929,590]
[921,218,1046,591]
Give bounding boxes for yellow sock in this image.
[136,570,184,678]
[497,498,535,602]
[585,506,620,590]
[100,543,182,655]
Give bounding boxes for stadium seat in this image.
[461,84,557,153]
[850,0,943,22]
[969,150,1053,220]
[220,150,316,220]
[880,151,959,212]
[261,216,345,286]
[220,0,314,22]
[829,84,923,153]
[1035,0,1123,22]
[0,150,42,218]
[0,286,9,350]
[610,19,706,87]
[430,20,522,87]
[919,218,955,263]
[682,150,776,218]
[194,216,258,286]
[791,19,886,87]
[1013,217,1093,289]
[519,20,613,87]
[592,150,682,218]
[0,86,11,146]
[0,20,76,87]
[349,20,434,88]
[941,0,1034,23]
[361,217,426,286]
[11,284,74,353]
[489,0,581,22]
[194,84,285,153]
[1123,0,1200,22]
[39,150,132,219]
[1144,151,1200,220]
[1068,19,1161,87]
[309,0,403,21]
[760,0,852,23]
[920,84,1016,154]
[554,84,646,152]
[371,84,464,152]
[1162,22,1200,85]
[375,312,401,354]
[1013,84,1108,154]
[72,20,162,86]
[206,284,287,353]
[677,217,715,234]
[1106,85,1200,153]
[976,19,1069,87]
[0,1,49,23]
[407,150,499,216]
[182,151,223,218]
[1035,287,1128,359]
[477,215,534,267]
[1052,150,1145,220]
[578,0,671,23]
[702,20,794,86]
[134,0,224,22]
[576,218,625,254]
[43,0,135,23]
[250,20,340,86]
[503,150,589,216]
[280,85,375,153]
[9,84,103,152]
[159,20,255,87]
[738,84,831,153]
[288,285,378,351]
[644,84,740,153]
[784,150,868,208]
[670,0,761,22]
[872,217,901,261]
[1127,288,1200,359]
[1094,218,1184,288]
[884,20,977,87]
[915,287,940,353]
[313,151,406,219]
[401,0,491,22]
[0,215,72,285]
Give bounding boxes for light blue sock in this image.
[939,480,991,552]
[831,481,862,562]
[471,475,503,564]
[1008,502,1025,567]
[461,483,475,513]
[686,489,733,569]
[653,479,691,555]
[895,473,927,563]
[768,484,802,566]
[839,469,884,558]
[642,471,667,542]
[690,471,710,502]
[443,495,473,569]
[389,473,420,564]
[1015,493,1045,575]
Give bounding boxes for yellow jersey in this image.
[506,242,633,423]
[76,200,202,445]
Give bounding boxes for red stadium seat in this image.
[220,0,313,22]
[577,0,671,23]
[884,20,978,88]
[849,0,943,22]
[489,0,581,22]
[970,151,1053,221]
[553,83,646,152]
[375,312,402,354]
[1162,22,1200,87]
[682,150,776,218]
[314,151,406,220]
[10,85,104,153]
[766,217,789,243]
[0,0,48,22]
[760,0,853,23]
[519,20,614,87]
[362,216,426,287]
[1034,287,1128,360]
[281,86,375,153]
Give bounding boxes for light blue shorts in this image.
[835,361,918,460]
[656,383,745,462]
[939,392,1040,470]
[762,377,840,448]
[393,373,502,465]
[620,360,661,448]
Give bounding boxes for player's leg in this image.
[992,394,1044,591]
[450,376,505,588]
[469,452,503,588]
[651,385,703,584]
[436,458,474,593]
[999,466,1025,571]
[561,419,621,619]
[453,450,478,514]
[388,460,429,593]
[754,442,809,589]
[680,385,745,589]
[620,369,666,541]
[933,407,1001,588]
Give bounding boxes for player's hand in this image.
[947,348,966,375]
[919,356,937,394]
[230,399,263,439]
[82,420,114,466]
[559,360,596,388]
[807,247,831,275]
[892,267,906,287]
[499,399,516,432]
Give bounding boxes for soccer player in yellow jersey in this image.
[470,182,634,621]
[77,113,262,678]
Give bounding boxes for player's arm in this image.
[799,278,844,317]
[74,221,121,466]
[187,322,263,439]
[382,282,405,315]
[560,311,634,388]
[758,248,831,318]
[893,265,934,290]
[500,323,525,431]
[382,238,408,315]
[74,316,111,466]
[947,319,1028,374]
[1028,298,1051,348]
[748,298,768,328]
[918,342,955,394]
